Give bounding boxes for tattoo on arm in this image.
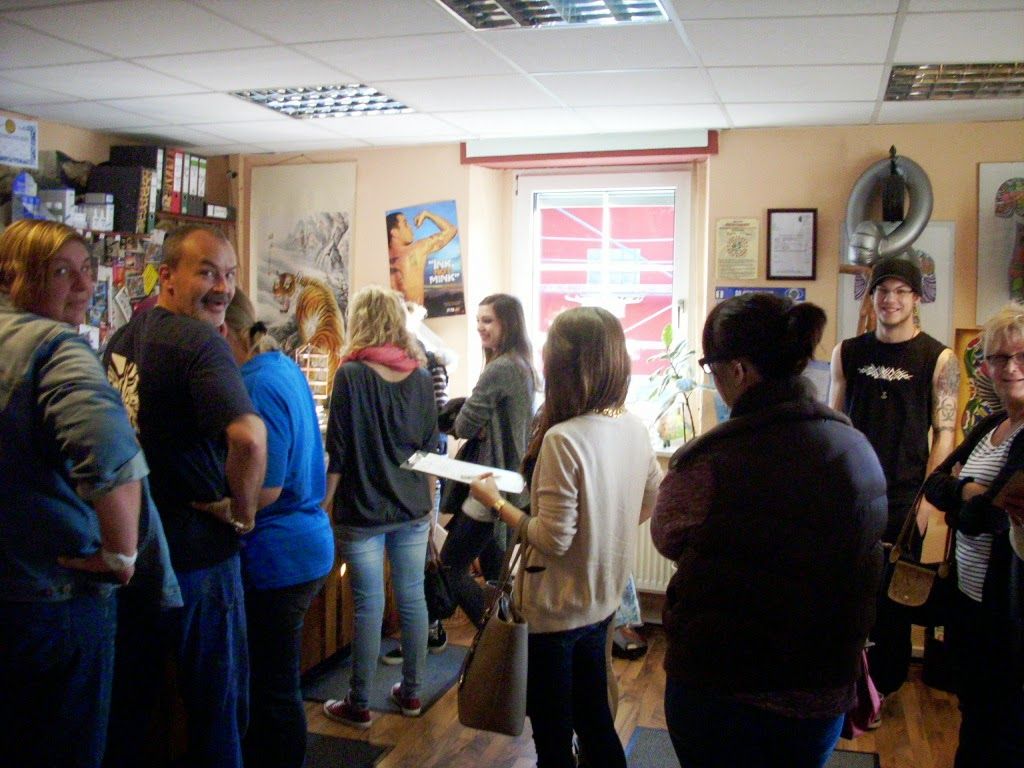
[933,353,960,429]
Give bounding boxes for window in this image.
[513,170,695,432]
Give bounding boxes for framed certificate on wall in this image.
[767,208,816,280]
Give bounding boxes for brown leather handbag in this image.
[886,489,954,626]
[457,516,529,736]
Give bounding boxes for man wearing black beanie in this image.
[829,255,958,719]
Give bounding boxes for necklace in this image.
[595,406,626,417]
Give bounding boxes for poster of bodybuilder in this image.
[386,199,465,318]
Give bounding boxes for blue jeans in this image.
[106,556,248,768]
[340,519,429,707]
[664,679,844,768]
[527,615,624,768]
[0,594,116,768]
[175,555,249,768]
[243,576,327,768]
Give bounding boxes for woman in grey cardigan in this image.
[438,293,537,628]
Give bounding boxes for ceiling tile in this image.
[115,125,237,146]
[298,33,514,82]
[877,99,1024,124]
[709,65,885,102]
[896,11,1024,62]
[0,75,77,106]
[101,93,280,125]
[686,16,894,66]
[136,47,351,92]
[0,0,65,7]
[180,119,340,143]
[5,0,272,57]
[908,1,1024,11]
[437,108,593,136]
[2,60,200,99]
[195,0,460,44]
[242,138,369,152]
[575,103,728,130]
[382,75,562,111]
[318,112,468,139]
[181,143,267,155]
[671,0,899,18]
[535,68,715,107]
[483,24,696,73]
[726,102,875,127]
[0,20,110,68]
[24,101,163,130]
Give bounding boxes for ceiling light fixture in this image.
[435,0,668,29]
[232,84,413,119]
[885,63,1024,101]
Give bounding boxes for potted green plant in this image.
[647,323,699,448]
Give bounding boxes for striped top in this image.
[956,422,1024,601]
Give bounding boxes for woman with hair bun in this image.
[222,289,334,768]
[652,293,888,768]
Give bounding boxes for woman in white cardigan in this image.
[470,306,662,768]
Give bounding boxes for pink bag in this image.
[841,649,882,739]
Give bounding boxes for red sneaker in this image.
[323,696,372,729]
[390,683,422,717]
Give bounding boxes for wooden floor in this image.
[305,619,962,768]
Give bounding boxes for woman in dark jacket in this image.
[922,303,1024,768]
[652,293,887,768]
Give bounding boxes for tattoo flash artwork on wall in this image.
[250,162,353,383]
[386,199,464,318]
[976,162,1024,325]
[837,221,955,348]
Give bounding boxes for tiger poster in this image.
[386,199,465,318]
[250,162,354,390]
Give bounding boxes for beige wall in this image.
[20,113,1024,387]
[235,144,482,397]
[32,116,123,165]
[706,121,1024,354]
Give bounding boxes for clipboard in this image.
[402,450,525,494]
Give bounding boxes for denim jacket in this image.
[0,297,181,607]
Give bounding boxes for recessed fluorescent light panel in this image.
[885,63,1024,101]
[436,0,668,29]
[232,85,413,119]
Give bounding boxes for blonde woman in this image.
[0,220,154,767]
[322,286,438,728]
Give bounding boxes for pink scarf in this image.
[345,344,419,372]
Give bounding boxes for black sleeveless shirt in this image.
[841,331,946,537]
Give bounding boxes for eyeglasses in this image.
[984,351,1024,369]
[698,356,726,374]
[874,287,915,300]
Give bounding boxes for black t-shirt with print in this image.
[841,331,946,538]
[105,307,254,571]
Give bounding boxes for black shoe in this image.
[381,622,446,664]
[428,622,447,654]
[611,626,648,660]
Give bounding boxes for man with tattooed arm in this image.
[830,256,959,712]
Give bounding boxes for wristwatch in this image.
[101,549,138,572]
[491,498,507,517]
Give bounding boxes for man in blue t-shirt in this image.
[103,225,267,768]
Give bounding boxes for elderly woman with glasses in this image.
[922,302,1024,768]
[652,292,887,768]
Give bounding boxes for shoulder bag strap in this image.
[890,485,954,572]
